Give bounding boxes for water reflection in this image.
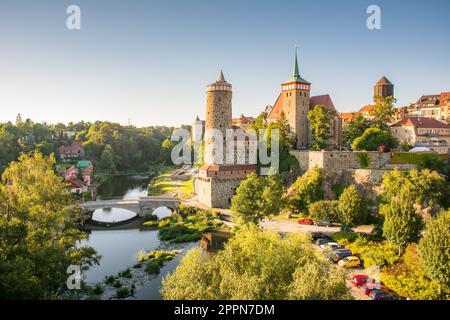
[152,206,172,220]
[91,207,137,223]
[78,229,160,284]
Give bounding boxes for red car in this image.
[360,283,386,295]
[351,275,369,287]
[298,218,314,225]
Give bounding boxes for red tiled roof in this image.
[309,94,336,113]
[339,112,355,120]
[267,93,283,120]
[391,117,450,128]
[440,92,450,104]
[358,104,376,113]
[200,164,257,172]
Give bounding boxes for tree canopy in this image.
[307,104,332,150]
[161,226,350,300]
[351,127,398,151]
[0,152,99,299]
[231,173,285,224]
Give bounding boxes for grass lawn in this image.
[148,169,194,199]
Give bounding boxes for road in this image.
[259,218,374,235]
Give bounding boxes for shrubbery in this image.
[145,259,161,274]
[116,287,131,299]
[308,200,340,222]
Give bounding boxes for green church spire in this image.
[292,47,300,77]
[287,47,310,84]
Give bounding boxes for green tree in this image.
[307,104,332,150]
[338,185,367,227]
[381,187,423,256]
[308,200,340,222]
[231,173,285,224]
[161,226,350,300]
[351,127,398,151]
[287,167,323,211]
[381,168,448,208]
[370,96,397,130]
[343,114,370,149]
[418,210,450,298]
[100,144,116,173]
[0,152,99,299]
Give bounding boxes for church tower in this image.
[281,49,311,148]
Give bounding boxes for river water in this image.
[78,175,193,300]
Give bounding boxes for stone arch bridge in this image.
[81,196,182,216]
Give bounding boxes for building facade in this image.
[390,116,450,154]
[408,92,450,123]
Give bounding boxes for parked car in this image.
[329,249,353,263]
[369,289,397,300]
[338,256,361,268]
[316,238,332,246]
[310,232,332,242]
[360,283,385,295]
[352,275,369,287]
[314,220,333,227]
[298,218,314,225]
[340,226,354,233]
[320,242,342,251]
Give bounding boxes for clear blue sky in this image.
[0,0,449,127]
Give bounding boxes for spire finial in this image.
[219,70,225,82]
[293,44,300,77]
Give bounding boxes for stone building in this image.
[267,50,343,149]
[195,72,257,208]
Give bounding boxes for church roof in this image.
[267,93,283,120]
[309,94,336,113]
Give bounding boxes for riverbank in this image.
[83,241,195,300]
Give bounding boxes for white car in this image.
[320,242,342,251]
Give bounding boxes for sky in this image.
[0,0,449,127]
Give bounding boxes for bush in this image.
[355,152,369,168]
[105,275,116,285]
[133,263,142,269]
[144,213,158,221]
[116,287,130,299]
[145,259,161,274]
[159,224,200,242]
[112,280,122,288]
[308,200,340,222]
[331,232,362,246]
[118,268,132,279]
[138,249,178,263]
[91,284,103,295]
[143,220,159,228]
[338,185,367,227]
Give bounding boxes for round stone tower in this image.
[205,71,232,134]
[204,71,232,164]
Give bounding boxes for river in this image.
[78,174,195,300]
